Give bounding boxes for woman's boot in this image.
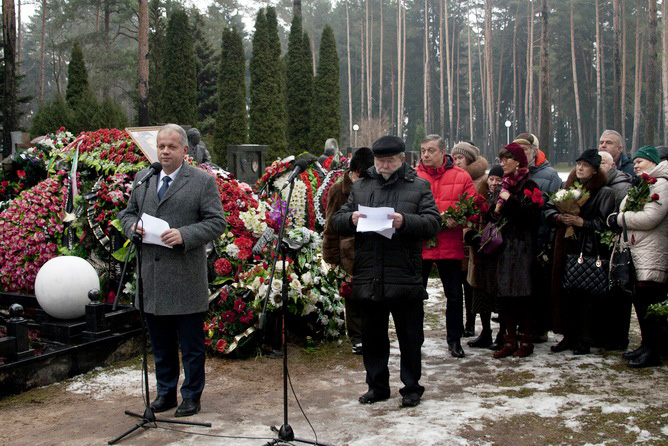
[467,330,493,348]
[514,334,534,357]
[493,336,517,359]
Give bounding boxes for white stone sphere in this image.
[34,256,99,319]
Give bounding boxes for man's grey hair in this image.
[421,134,446,151]
[601,129,624,148]
[158,124,188,148]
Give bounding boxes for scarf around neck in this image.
[495,167,529,210]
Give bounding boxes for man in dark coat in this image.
[599,129,635,177]
[120,124,226,417]
[322,147,374,354]
[599,150,632,209]
[331,135,440,408]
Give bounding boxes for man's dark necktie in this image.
[157,176,171,201]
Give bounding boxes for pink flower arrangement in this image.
[0,172,70,293]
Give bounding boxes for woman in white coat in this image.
[609,146,668,368]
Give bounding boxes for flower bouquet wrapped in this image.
[426,193,487,249]
[624,172,662,212]
[550,183,590,238]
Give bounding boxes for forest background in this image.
[2,0,668,167]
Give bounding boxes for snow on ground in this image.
[54,278,668,446]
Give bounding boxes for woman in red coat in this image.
[417,135,477,358]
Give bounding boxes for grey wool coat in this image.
[119,163,226,315]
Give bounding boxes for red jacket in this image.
[416,155,477,260]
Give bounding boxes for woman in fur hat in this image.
[545,149,616,355]
[451,141,490,338]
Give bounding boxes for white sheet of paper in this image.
[357,205,396,239]
[139,213,172,248]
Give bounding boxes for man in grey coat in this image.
[120,124,226,417]
[599,150,632,209]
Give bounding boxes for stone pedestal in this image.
[227,145,268,186]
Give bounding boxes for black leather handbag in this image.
[562,233,609,296]
[609,214,635,297]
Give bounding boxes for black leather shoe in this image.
[358,390,390,404]
[572,343,590,355]
[150,395,177,413]
[622,345,646,360]
[628,349,661,368]
[174,398,201,417]
[467,331,492,348]
[488,333,504,351]
[401,392,421,407]
[550,337,571,353]
[448,341,465,358]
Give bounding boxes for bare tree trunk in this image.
[16,0,20,64]
[475,8,487,153]
[484,0,496,151]
[379,0,384,118]
[663,0,668,143]
[632,3,644,153]
[423,0,430,130]
[613,0,623,132]
[595,0,602,138]
[455,34,461,141]
[366,0,373,122]
[396,0,406,136]
[539,0,550,157]
[439,0,446,136]
[39,0,47,103]
[401,5,406,135]
[512,4,519,136]
[445,0,454,144]
[496,37,505,128]
[467,6,473,140]
[621,0,627,143]
[138,0,149,125]
[570,0,584,153]
[526,0,534,132]
[646,0,658,144]
[360,19,365,124]
[346,0,353,143]
[2,0,17,156]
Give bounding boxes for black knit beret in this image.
[576,148,602,170]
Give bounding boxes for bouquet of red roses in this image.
[624,172,662,212]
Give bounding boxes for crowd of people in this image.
[323,129,668,408]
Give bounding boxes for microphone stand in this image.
[109,175,211,445]
[258,179,334,446]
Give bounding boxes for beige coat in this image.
[617,160,668,283]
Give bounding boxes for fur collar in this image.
[462,156,489,181]
[565,168,608,193]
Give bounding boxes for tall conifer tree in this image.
[191,10,218,129]
[65,41,89,108]
[311,25,340,149]
[147,0,166,124]
[249,7,287,160]
[285,15,313,154]
[160,9,197,125]
[214,27,247,166]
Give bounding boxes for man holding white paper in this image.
[119,124,226,417]
[332,135,440,408]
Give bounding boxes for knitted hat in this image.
[634,145,661,165]
[488,164,504,178]
[372,135,405,157]
[576,148,602,170]
[500,142,528,168]
[656,145,668,161]
[451,142,479,163]
[350,147,374,173]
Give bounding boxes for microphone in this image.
[136,162,162,186]
[280,160,309,190]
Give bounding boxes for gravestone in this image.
[227,145,268,186]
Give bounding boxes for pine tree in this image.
[214,27,247,167]
[249,7,287,160]
[159,8,197,125]
[147,0,166,124]
[191,10,218,132]
[65,41,89,109]
[311,25,340,151]
[285,15,313,155]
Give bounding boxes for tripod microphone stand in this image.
[109,174,211,445]
[258,177,335,446]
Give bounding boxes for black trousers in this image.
[345,298,364,345]
[361,298,425,397]
[145,312,206,400]
[633,283,667,351]
[422,259,464,343]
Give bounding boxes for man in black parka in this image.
[332,135,440,408]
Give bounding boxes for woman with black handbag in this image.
[545,149,616,355]
[608,146,668,368]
